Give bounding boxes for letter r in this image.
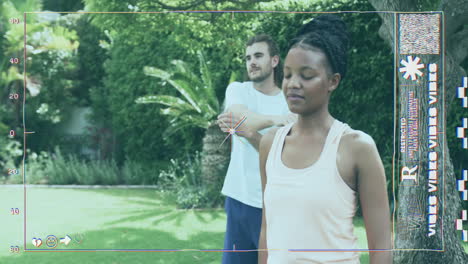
[401,165,418,182]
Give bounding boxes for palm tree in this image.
[136,51,229,207]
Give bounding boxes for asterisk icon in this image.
[218,113,248,149]
[399,55,424,81]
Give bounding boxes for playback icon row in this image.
[32,234,82,248]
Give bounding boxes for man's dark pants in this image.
[222,196,262,264]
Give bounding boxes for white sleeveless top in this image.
[264,119,360,264]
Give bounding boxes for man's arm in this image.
[258,128,278,264]
[228,104,275,131]
[218,104,296,133]
[354,132,392,264]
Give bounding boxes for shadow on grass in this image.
[0,227,225,264]
[101,203,225,229]
[104,208,175,226]
[82,188,178,206]
[79,188,226,229]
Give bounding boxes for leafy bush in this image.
[3,149,54,185]
[0,139,23,174]
[121,159,166,185]
[3,144,170,186]
[24,151,50,184]
[121,159,147,185]
[45,148,77,184]
[88,159,119,185]
[39,148,120,185]
[158,151,211,209]
[175,186,209,210]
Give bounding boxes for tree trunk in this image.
[368,0,468,263]
[201,119,230,207]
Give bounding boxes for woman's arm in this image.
[258,128,278,264]
[258,202,268,264]
[353,132,392,264]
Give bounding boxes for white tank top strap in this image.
[320,120,351,167]
[266,122,294,172]
[322,120,357,198]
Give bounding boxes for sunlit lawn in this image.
[0,187,225,263]
[0,186,393,264]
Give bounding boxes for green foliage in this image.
[4,145,168,185]
[158,151,210,209]
[0,139,23,176]
[73,14,108,106]
[5,150,47,184]
[87,12,210,164]
[175,186,210,210]
[7,151,52,185]
[44,148,76,184]
[137,51,218,140]
[121,159,167,185]
[33,148,120,185]
[1,1,85,155]
[25,151,51,184]
[24,13,82,152]
[43,0,84,12]
[121,160,148,185]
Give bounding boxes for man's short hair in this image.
[246,34,282,86]
[246,34,280,57]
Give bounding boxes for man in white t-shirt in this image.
[217,34,294,264]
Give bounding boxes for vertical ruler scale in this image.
[395,13,444,250]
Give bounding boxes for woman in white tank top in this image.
[258,15,392,264]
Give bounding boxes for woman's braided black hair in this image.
[290,14,350,80]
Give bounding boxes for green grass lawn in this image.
[1,187,227,263]
[11,186,468,263]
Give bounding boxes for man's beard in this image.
[249,68,273,83]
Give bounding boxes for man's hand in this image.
[217,105,256,139]
[217,110,246,133]
[217,112,253,138]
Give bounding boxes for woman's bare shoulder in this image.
[259,127,281,157]
[341,128,381,173]
[341,128,377,151]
